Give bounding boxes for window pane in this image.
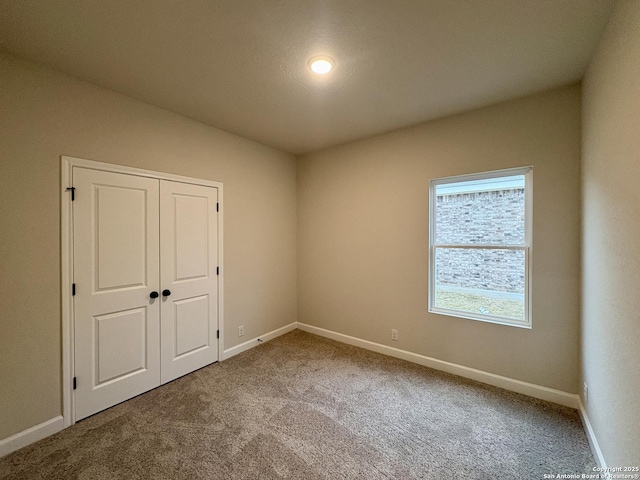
[434,247,525,321]
[435,175,525,245]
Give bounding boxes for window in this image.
[429,167,532,328]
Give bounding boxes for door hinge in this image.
[216,267,219,276]
[216,202,219,212]
[72,283,76,296]
[73,377,77,390]
[66,187,76,201]
[217,330,220,339]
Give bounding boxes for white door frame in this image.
[61,155,224,426]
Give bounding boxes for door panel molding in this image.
[61,155,223,426]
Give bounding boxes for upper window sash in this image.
[430,166,532,247]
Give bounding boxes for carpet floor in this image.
[0,330,594,479]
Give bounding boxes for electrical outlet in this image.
[391,329,398,341]
[583,383,588,403]
[238,325,245,337]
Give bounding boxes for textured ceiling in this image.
[0,0,615,154]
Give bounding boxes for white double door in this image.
[73,167,219,420]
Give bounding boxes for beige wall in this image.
[8,16,638,462]
[0,52,297,440]
[298,85,582,393]
[582,0,640,467]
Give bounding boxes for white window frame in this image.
[428,166,533,329]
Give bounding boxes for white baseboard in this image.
[297,323,579,409]
[220,322,297,361]
[0,416,64,458]
[578,397,608,470]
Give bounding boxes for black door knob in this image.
[162,289,171,297]
[150,291,159,299]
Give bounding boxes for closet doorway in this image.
[61,157,223,422]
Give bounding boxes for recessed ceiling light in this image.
[308,56,335,75]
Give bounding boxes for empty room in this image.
[0,0,638,478]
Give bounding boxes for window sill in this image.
[428,307,532,329]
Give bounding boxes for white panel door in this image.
[160,181,218,384]
[73,168,161,420]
